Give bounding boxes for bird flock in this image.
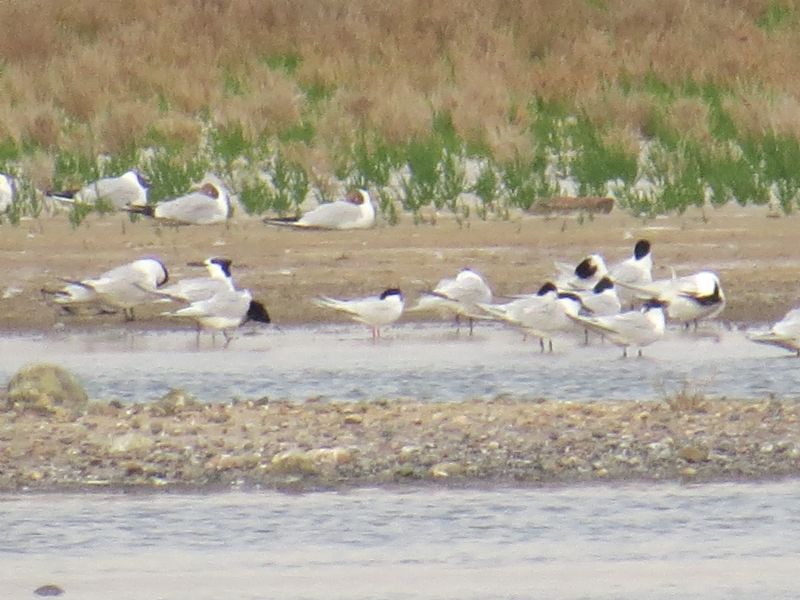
[311,239,732,358]
[1,167,379,230]
[9,169,799,356]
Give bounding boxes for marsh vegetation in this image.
[1,0,799,223]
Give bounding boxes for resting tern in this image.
[747,308,800,356]
[555,254,609,291]
[617,270,725,326]
[479,283,583,352]
[609,239,653,307]
[410,268,493,335]
[47,258,169,320]
[313,288,404,340]
[155,257,235,303]
[125,181,230,225]
[164,287,271,347]
[46,170,150,209]
[568,299,666,358]
[264,189,375,230]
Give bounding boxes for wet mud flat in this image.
[1,393,798,492]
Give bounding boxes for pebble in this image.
[34,584,64,597]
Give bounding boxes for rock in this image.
[34,584,65,596]
[343,414,363,425]
[270,449,319,475]
[149,388,200,416]
[678,445,709,463]
[109,433,155,454]
[6,364,88,414]
[430,462,465,478]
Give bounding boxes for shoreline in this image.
[1,394,798,493]
[2,206,800,332]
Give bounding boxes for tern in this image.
[609,239,653,307]
[569,299,666,358]
[747,308,800,356]
[47,258,169,320]
[46,170,150,209]
[264,189,375,230]
[409,268,493,335]
[313,288,404,340]
[479,283,583,352]
[555,254,609,291]
[155,257,235,303]
[164,287,271,347]
[617,271,725,327]
[125,181,230,225]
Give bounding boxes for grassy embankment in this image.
[1,0,800,224]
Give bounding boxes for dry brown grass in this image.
[0,0,797,160]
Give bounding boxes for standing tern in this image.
[747,307,800,356]
[313,288,404,340]
[264,189,375,230]
[125,181,230,225]
[46,170,150,209]
[479,283,583,352]
[609,239,653,307]
[617,271,725,327]
[164,287,271,348]
[409,268,493,335]
[568,299,666,358]
[47,258,169,320]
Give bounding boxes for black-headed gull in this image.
[569,299,666,358]
[264,189,375,230]
[313,288,404,340]
[410,268,493,335]
[126,181,230,225]
[47,170,150,209]
[0,173,16,213]
[48,258,169,321]
[747,307,800,356]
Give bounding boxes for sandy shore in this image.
[1,393,798,492]
[2,205,800,491]
[1,203,799,330]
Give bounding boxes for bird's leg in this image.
[622,347,628,358]
[584,328,589,346]
[637,348,643,358]
[539,337,545,353]
[223,330,233,349]
[548,339,553,353]
[195,324,202,350]
[124,307,135,322]
[454,314,461,335]
[468,317,475,336]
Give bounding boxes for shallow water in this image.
[0,322,795,403]
[3,480,800,599]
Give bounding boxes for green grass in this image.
[8,89,800,227]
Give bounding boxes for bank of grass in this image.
[1,1,800,224]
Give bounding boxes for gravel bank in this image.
[2,391,798,492]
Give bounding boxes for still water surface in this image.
[3,481,800,599]
[0,322,796,403]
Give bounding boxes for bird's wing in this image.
[299,201,362,228]
[155,193,225,224]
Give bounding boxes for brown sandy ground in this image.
[0,203,799,331]
[2,205,800,492]
[0,393,798,492]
